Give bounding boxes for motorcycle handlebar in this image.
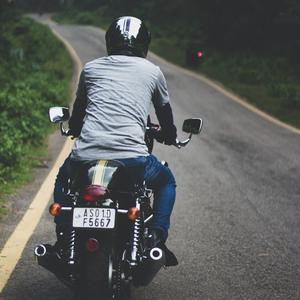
[60,123,71,136]
[61,123,193,148]
[175,136,192,148]
[145,126,192,149]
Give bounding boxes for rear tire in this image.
[114,259,131,300]
[74,249,111,300]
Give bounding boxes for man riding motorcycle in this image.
[54,16,178,266]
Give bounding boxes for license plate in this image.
[73,208,116,229]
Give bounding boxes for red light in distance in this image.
[197,51,203,58]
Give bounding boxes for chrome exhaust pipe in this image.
[34,244,47,257]
[149,247,163,261]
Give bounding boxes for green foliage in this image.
[0,9,72,204]
[200,52,300,126]
[55,8,109,26]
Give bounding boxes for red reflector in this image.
[86,238,99,252]
[197,51,203,58]
[83,185,107,202]
[49,203,61,216]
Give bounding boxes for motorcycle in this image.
[34,106,202,300]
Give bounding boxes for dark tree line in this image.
[5,0,300,57]
[74,0,300,54]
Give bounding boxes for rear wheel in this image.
[75,249,111,300]
[114,258,131,300]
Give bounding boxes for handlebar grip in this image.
[146,126,192,148]
[60,123,72,136]
[174,136,192,148]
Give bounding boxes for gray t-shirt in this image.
[70,55,170,161]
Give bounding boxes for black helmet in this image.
[105,16,151,58]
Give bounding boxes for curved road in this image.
[1,15,300,300]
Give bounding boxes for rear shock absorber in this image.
[65,229,76,277]
[129,199,141,266]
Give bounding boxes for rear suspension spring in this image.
[130,201,141,265]
[66,229,76,265]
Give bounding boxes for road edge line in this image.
[0,25,81,293]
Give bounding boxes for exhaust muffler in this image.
[34,244,62,275]
[133,247,166,287]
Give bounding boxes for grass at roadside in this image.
[54,9,300,129]
[53,9,111,30]
[198,52,300,127]
[0,14,72,217]
[0,145,48,216]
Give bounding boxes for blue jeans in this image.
[54,154,176,241]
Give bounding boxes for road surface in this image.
[0,15,300,300]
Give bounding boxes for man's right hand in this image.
[155,126,177,145]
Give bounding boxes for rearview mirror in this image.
[182,118,202,134]
[49,107,70,123]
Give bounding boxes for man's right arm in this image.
[154,103,177,145]
[152,68,177,145]
[68,70,87,137]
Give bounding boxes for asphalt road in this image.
[1,15,300,300]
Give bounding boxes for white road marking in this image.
[0,24,81,292]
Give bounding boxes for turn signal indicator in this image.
[49,203,61,216]
[127,207,140,221]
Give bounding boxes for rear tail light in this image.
[86,238,99,252]
[49,203,61,216]
[127,207,140,221]
[83,185,107,202]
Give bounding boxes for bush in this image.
[0,11,72,188]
